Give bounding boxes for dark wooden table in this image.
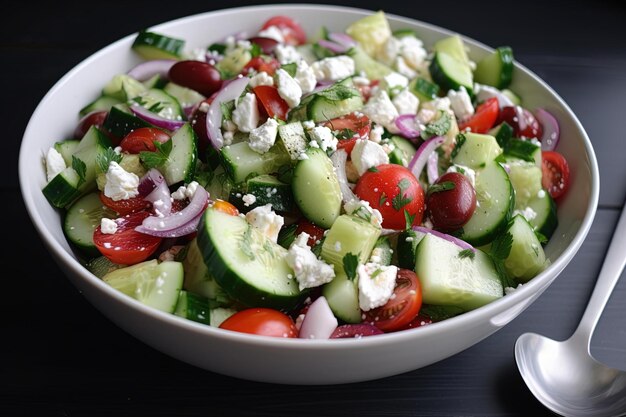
[4,1,626,415]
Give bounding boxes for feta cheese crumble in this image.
[257,25,285,43]
[447,86,475,121]
[232,93,260,133]
[100,218,118,235]
[285,232,335,290]
[311,55,355,82]
[248,118,279,154]
[45,147,66,182]
[381,72,409,93]
[308,126,338,152]
[104,161,140,201]
[358,263,398,311]
[275,44,301,64]
[275,68,302,108]
[171,181,200,200]
[344,199,383,227]
[362,89,400,133]
[242,193,257,207]
[294,60,316,94]
[350,139,390,176]
[245,204,284,243]
[248,71,274,88]
[392,88,419,115]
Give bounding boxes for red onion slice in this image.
[408,136,445,180]
[330,149,358,204]
[136,209,204,238]
[127,59,176,82]
[138,169,165,197]
[206,77,249,149]
[534,108,560,151]
[395,114,421,139]
[144,177,172,217]
[130,104,186,131]
[426,152,439,185]
[330,324,384,338]
[318,39,348,54]
[298,297,338,340]
[412,226,475,252]
[327,32,356,48]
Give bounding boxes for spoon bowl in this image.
[515,204,626,416]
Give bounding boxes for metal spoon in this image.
[515,205,626,417]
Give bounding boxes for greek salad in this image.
[42,11,571,339]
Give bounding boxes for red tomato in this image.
[295,219,325,247]
[458,97,499,134]
[93,211,162,265]
[362,269,423,332]
[242,56,281,76]
[212,200,239,216]
[541,151,570,200]
[323,113,372,154]
[426,172,477,232]
[261,16,307,46]
[74,110,108,139]
[354,164,425,230]
[219,308,298,338]
[498,106,543,139]
[253,85,290,120]
[330,324,384,338]
[119,127,170,154]
[356,79,379,102]
[99,193,150,216]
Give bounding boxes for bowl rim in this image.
[19,3,599,349]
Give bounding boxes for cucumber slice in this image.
[415,233,503,311]
[174,290,212,325]
[161,123,197,185]
[429,52,473,93]
[300,83,364,123]
[501,215,547,282]
[102,74,147,102]
[132,31,184,60]
[132,88,184,121]
[502,88,522,105]
[409,77,440,102]
[388,136,416,167]
[396,229,426,270]
[245,174,295,212]
[348,46,393,80]
[320,214,381,269]
[277,122,308,161]
[220,141,290,184]
[182,238,232,306]
[488,122,514,149]
[196,208,306,309]
[345,11,392,57]
[459,161,514,246]
[370,236,392,265]
[504,139,541,167]
[322,271,361,323]
[42,167,82,208]
[209,307,237,327]
[216,47,252,79]
[508,160,543,207]
[163,82,205,109]
[474,46,514,89]
[205,166,233,201]
[292,147,342,228]
[64,192,115,256]
[79,96,122,117]
[102,105,155,140]
[102,260,184,313]
[452,132,503,170]
[54,140,79,166]
[86,256,125,279]
[525,190,558,240]
[143,74,165,89]
[434,35,470,67]
[277,223,298,250]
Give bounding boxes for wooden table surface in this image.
[4,1,626,415]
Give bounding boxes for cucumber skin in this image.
[196,209,308,311]
[429,52,473,93]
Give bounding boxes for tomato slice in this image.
[219,308,298,338]
[323,113,371,154]
[212,200,239,216]
[295,219,326,247]
[242,56,281,76]
[330,324,384,338]
[261,16,307,46]
[498,106,543,139]
[541,150,570,200]
[99,192,151,216]
[119,127,171,154]
[458,97,499,134]
[253,85,290,120]
[362,269,423,332]
[93,211,162,265]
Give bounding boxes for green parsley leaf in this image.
[353,205,372,223]
[132,96,147,107]
[335,128,356,140]
[147,101,165,113]
[379,192,387,206]
[277,223,299,250]
[490,231,513,260]
[315,84,360,102]
[311,237,325,258]
[370,268,383,280]
[494,259,516,288]
[239,225,256,260]
[457,249,476,260]
[343,252,360,281]
[280,62,297,77]
[404,209,416,230]
[96,147,122,173]
[451,133,466,160]
[427,181,455,196]
[368,166,379,173]
[207,43,226,55]
[422,111,451,139]
[535,231,548,244]
[392,178,413,210]
[139,138,172,169]
[220,100,236,121]
[72,156,87,187]
[250,43,262,58]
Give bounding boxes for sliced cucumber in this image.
[245,174,295,212]
[174,290,212,325]
[196,208,306,309]
[429,52,473,94]
[388,136,416,167]
[474,46,514,89]
[508,160,543,207]
[396,229,426,270]
[322,271,361,323]
[132,31,184,60]
[433,35,470,67]
[409,77,440,102]
[525,190,558,240]
[459,161,514,246]
[501,215,547,282]
[320,214,381,269]
[502,89,522,105]
[345,10,392,57]
[64,192,115,256]
[348,46,393,80]
[452,132,503,170]
[292,147,342,228]
[133,88,184,121]
[209,307,237,327]
[205,166,233,201]
[102,74,147,102]
[143,74,165,89]
[163,82,205,109]
[54,140,79,166]
[42,167,82,208]
[161,123,197,185]
[220,141,290,184]
[504,139,541,167]
[102,105,155,140]
[488,122,514,149]
[415,233,503,311]
[277,223,298,250]
[79,95,122,117]
[277,122,308,161]
[86,256,126,279]
[182,238,232,306]
[370,236,392,265]
[216,47,252,79]
[102,260,184,313]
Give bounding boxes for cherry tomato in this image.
[219,308,298,338]
[295,219,325,247]
[458,97,499,134]
[399,313,433,330]
[74,110,107,139]
[330,324,384,338]
[247,36,279,54]
[99,193,151,216]
[426,172,477,232]
[242,56,281,76]
[323,113,371,154]
[498,106,543,139]
[93,211,162,265]
[212,199,239,216]
[253,85,290,120]
[261,16,307,46]
[362,269,423,332]
[354,164,425,230]
[541,151,570,200]
[168,60,223,97]
[119,127,170,154]
[356,79,379,102]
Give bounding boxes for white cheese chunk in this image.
[350,139,390,176]
[248,71,274,88]
[242,193,257,207]
[447,86,475,121]
[295,60,316,94]
[276,68,302,108]
[248,118,279,154]
[232,93,260,133]
[45,147,66,182]
[308,126,337,152]
[362,89,399,133]
[311,56,355,82]
[344,199,383,227]
[392,88,419,115]
[257,25,285,43]
[286,232,335,290]
[104,161,139,201]
[245,204,284,243]
[358,263,398,311]
[275,44,301,64]
[381,72,409,93]
[100,218,118,235]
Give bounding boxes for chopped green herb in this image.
[490,232,513,260]
[422,112,451,139]
[336,128,356,140]
[147,101,165,113]
[404,209,416,230]
[96,147,122,173]
[343,252,360,281]
[220,100,236,121]
[72,156,87,187]
[457,249,476,260]
[427,181,455,196]
[139,139,172,169]
[379,192,387,206]
[370,268,383,280]
[451,133,466,159]
[535,231,548,244]
[280,62,297,77]
[207,43,226,55]
[250,43,262,58]
[315,84,360,102]
[392,178,412,210]
[368,166,379,173]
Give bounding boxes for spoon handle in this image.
[574,204,626,343]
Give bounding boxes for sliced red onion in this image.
[534,108,560,151]
[412,226,475,252]
[298,297,338,340]
[138,169,165,197]
[395,114,421,139]
[408,136,445,180]
[130,104,186,131]
[206,77,249,149]
[318,39,348,54]
[330,149,358,204]
[136,186,209,237]
[380,228,400,236]
[475,83,514,109]
[144,177,172,217]
[248,36,279,54]
[330,324,384,338]
[327,32,357,48]
[127,59,176,82]
[426,152,439,184]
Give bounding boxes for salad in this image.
[42,11,571,339]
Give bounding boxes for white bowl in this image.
[19,4,599,384]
